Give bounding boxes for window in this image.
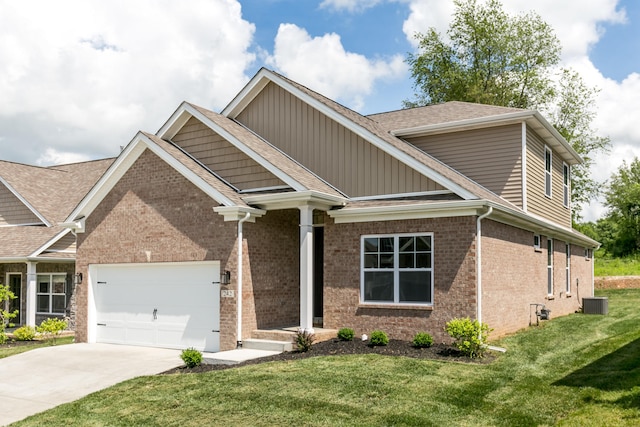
[545,146,552,198]
[566,244,571,294]
[585,248,592,260]
[563,162,570,208]
[547,238,553,295]
[362,234,433,305]
[533,234,541,251]
[36,273,67,314]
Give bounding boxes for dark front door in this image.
[313,226,324,327]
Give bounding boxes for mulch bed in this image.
[163,339,497,375]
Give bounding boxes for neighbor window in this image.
[547,238,553,296]
[566,244,571,294]
[36,273,67,314]
[362,234,433,305]
[563,162,570,208]
[545,146,552,198]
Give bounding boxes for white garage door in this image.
[91,262,220,352]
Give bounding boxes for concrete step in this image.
[242,338,293,352]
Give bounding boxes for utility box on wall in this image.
[583,297,609,315]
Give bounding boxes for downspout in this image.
[476,206,493,328]
[236,212,251,349]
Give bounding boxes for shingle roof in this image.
[0,158,114,225]
[368,101,526,132]
[0,226,65,258]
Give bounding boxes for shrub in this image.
[13,325,37,341]
[337,327,355,341]
[181,348,203,368]
[294,329,315,352]
[369,330,389,346]
[0,284,18,345]
[412,332,434,348]
[445,317,492,358]
[37,318,68,344]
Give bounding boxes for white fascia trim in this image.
[29,228,73,258]
[243,190,348,211]
[329,200,487,223]
[213,206,266,223]
[521,122,528,212]
[224,70,478,201]
[161,102,307,192]
[59,217,85,233]
[531,112,583,163]
[0,176,50,227]
[0,223,46,228]
[65,132,237,223]
[349,190,454,202]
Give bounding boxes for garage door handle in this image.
[97,323,106,326]
[153,308,158,320]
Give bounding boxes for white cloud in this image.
[35,148,92,166]
[267,23,407,110]
[319,0,385,13]
[0,0,256,165]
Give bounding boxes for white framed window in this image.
[585,248,592,260]
[36,273,67,314]
[361,233,433,305]
[545,146,552,198]
[566,243,571,294]
[563,162,570,208]
[534,234,541,251]
[547,238,553,296]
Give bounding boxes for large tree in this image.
[405,0,610,220]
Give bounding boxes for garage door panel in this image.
[93,262,220,352]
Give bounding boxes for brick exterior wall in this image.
[480,220,593,337]
[74,149,300,351]
[323,216,478,343]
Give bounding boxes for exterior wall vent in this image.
[582,297,608,315]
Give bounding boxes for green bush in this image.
[293,329,315,352]
[445,317,492,358]
[37,318,68,344]
[369,330,389,346]
[0,284,18,344]
[337,327,355,341]
[13,325,37,341]
[412,332,434,348]
[181,348,203,368]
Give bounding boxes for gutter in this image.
[476,207,493,330]
[236,212,251,348]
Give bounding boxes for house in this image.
[0,158,114,328]
[62,68,598,352]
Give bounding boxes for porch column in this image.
[26,261,37,326]
[299,205,314,333]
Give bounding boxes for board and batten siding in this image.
[404,124,523,208]
[171,117,286,191]
[526,127,571,227]
[235,82,444,197]
[46,232,77,253]
[0,182,42,226]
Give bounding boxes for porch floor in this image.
[251,326,338,343]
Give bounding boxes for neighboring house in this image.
[0,159,113,327]
[62,68,598,353]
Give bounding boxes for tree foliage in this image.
[405,0,610,219]
[602,158,640,256]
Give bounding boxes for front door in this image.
[7,274,21,325]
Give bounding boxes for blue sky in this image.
[0,0,637,221]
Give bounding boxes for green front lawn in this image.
[15,289,640,426]
[0,336,74,359]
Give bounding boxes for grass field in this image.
[595,253,640,276]
[12,288,640,426]
[0,336,74,360]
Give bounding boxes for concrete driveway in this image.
[0,343,182,426]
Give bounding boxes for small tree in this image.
[0,284,18,344]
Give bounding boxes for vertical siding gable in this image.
[0,182,42,226]
[235,82,443,197]
[44,232,76,253]
[526,127,571,227]
[404,124,523,208]
[171,117,286,190]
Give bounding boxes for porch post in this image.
[299,205,314,333]
[26,261,37,326]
